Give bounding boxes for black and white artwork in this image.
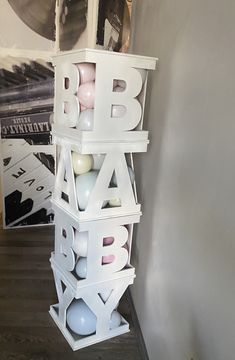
[96,0,132,52]
[0,58,55,228]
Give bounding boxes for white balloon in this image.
[114,85,124,92]
[137,68,147,84]
[75,170,98,210]
[76,109,94,131]
[117,79,126,89]
[114,75,148,121]
[92,154,105,170]
[75,257,87,278]
[73,231,88,256]
[112,166,135,186]
[108,198,121,207]
[67,299,96,335]
[72,152,93,175]
[113,79,119,88]
[110,311,122,329]
[111,105,126,118]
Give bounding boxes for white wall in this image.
[130,1,235,360]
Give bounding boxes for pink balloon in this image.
[103,237,114,245]
[102,254,115,264]
[102,237,115,264]
[77,81,95,109]
[102,242,128,264]
[76,63,96,84]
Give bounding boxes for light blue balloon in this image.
[75,257,87,278]
[67,301,122,336]
[75,170,98,210]
[112,166,135,186]
[110,310,122,329]
[67,299,97,335]
[76,109,94,131]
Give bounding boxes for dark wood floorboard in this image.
[0,226,144,360]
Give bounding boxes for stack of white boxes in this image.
[49,49,157,350]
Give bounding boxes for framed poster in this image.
[0,57,55,228]
[58,0,133,52]
[1,111,55,228]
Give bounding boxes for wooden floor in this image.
[0,225,145,360]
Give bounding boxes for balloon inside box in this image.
[53,49,156,137]
[51,174,137,349]
[59,62,145,130]
[53,142,141,220]
[49,270,135,350]
[67,62,146,131]
[52,203,137,286]
[50,302,130,351]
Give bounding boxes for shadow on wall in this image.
[130,60,171,358]
[131,53,173,301]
